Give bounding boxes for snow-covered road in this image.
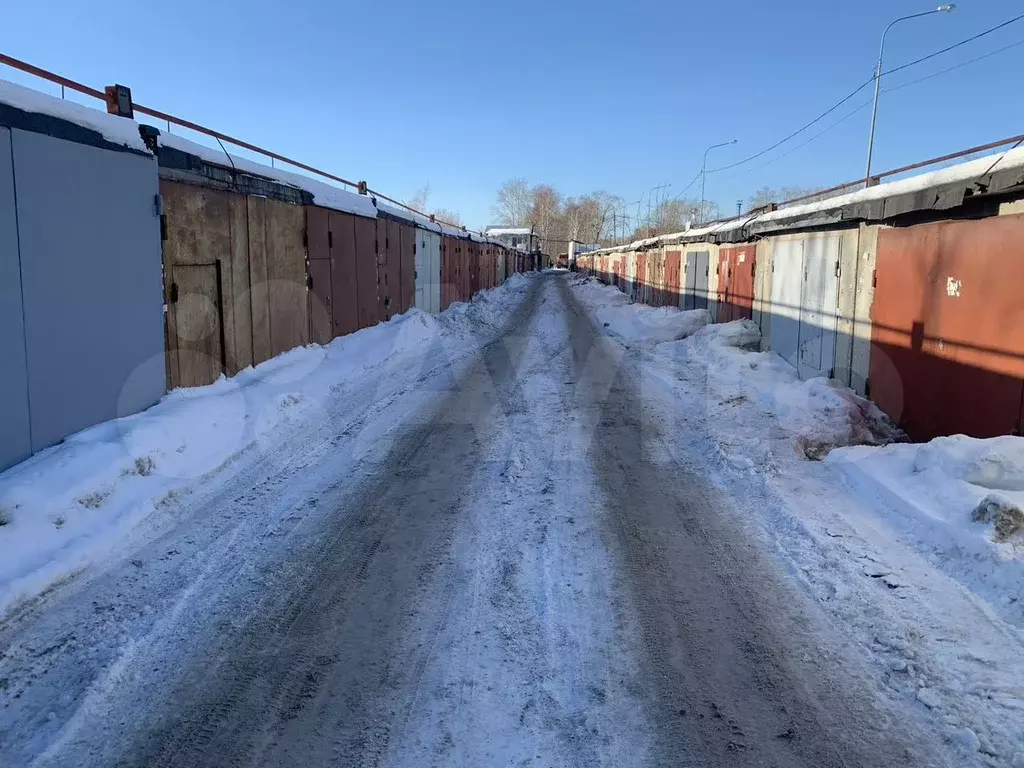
[1,273,1020,767]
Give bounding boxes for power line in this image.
[882,12,1024,78]
[706,13,1024,175]
[706,79,873,174]
[723,35,1024,180]
[884,36,1024,94]
[670,170,703,201]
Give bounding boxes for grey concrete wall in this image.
[0,126,32,470]
[0,128,166,471]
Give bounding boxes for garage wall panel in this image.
[306,206,332,345]
[399,224,415,313]
[769,239,803,368]
[0,126,31,470]
[13,128,165,453]
[329,211,359,337]
[353,215,379,329]
[871,216,1024,439]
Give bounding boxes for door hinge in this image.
[328,230,333,248]
[835,259,840,278]
[307,274,313,289]
[160,214,168,241]
[302,228,308,248]
[153,193,163,217]
[169,282,179,304]
[872,268,878,288]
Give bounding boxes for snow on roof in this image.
[758,145,1024,224]
[0,78,149,153]
[581,145,1024,257]
[158,132,378,219]
[485,227,533,236]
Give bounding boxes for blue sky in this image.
[2,0,1023,229]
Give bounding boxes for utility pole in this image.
[700,140,737,226]
[736,199,743,216]
[865,5,954,186]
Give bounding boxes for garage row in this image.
[0,85,536,471]
[578,181,1024,442]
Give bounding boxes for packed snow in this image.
[571,275,1024,766]
[0,275,532,619]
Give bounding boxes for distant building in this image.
[568,240,600,267]
[484,226,539,253]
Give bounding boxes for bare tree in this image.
[404,184,431,213]
[746,185,821,212]
[492,178,533,226]
[431,208,463,226]
[531,184,563,252]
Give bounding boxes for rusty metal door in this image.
[306,207,333,345]
[353,215,379,329]
[329,212,359,337]
[717,246,756,323]
[461,240,472,300]
[636,252,647,304]
[469,241,480,296]
[384,220,401,319]
[730,245,756,321]
[399,224,415,313]
[170,263,224,388]
[872,215,1024,439]
[666,250,682,308]
[716,250,732,321]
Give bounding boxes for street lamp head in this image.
[937,4,955,11]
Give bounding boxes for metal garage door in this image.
[798,235,840,379]
[685,250,710,311]
[769,239,803,368]
[0,126,31,471]
[871,216,1024,439]
[13,128,165,453]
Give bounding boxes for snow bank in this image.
[0,78,149,153]
[572,277,710,343]
[827,437,1024,619]
[0,276,534,618]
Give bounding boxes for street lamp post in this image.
[699,139,737,225]
[864,5,955,185]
